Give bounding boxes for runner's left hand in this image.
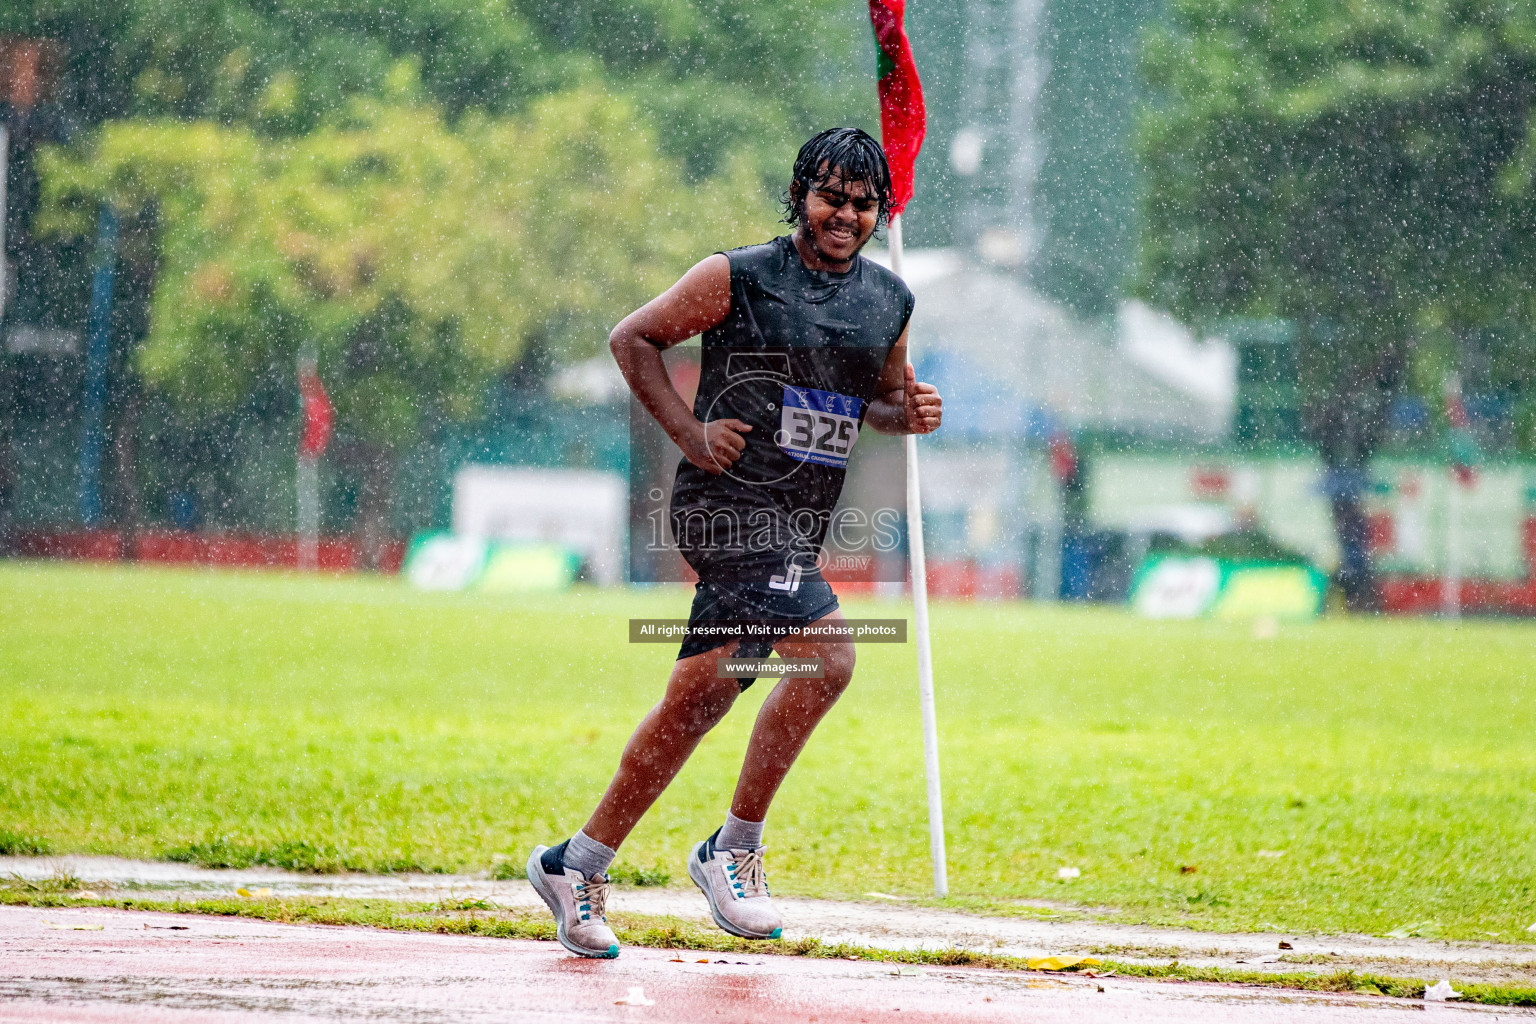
[904,364,942,434]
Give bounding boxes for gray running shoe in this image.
[687,830,783,940]
[526,844,619,958]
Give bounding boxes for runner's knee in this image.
[818,642,855,692]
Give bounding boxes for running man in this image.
[527,127,943,958]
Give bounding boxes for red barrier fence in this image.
[1376,516,1536,615]
[1377,575,1536,615]
[8,529,405,574]
[9,527,1536,614]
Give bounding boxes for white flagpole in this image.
[1,125,8,323]
[297,453,319,570]
[297,348,321,571]
[1443,473,1462,620]
[1441,372,1465,620]
[890,214,948,898]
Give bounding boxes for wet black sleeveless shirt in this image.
[670,235,913,579]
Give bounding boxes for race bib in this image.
[777,386,863,468]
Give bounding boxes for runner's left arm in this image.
[865,327,942,435]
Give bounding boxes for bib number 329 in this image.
[777,385,863,468]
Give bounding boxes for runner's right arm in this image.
[610,254,753,476]
[866,328,943,435]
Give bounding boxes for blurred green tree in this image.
[1137,0,1536,608]
[4,0,861,545]
[36,77,772,557]
[1,0,863,177]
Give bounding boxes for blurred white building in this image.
[864,246,1236,597]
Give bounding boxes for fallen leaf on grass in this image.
[1179,865,1198,874]
[73,890,100,899]
[1527,922,1536,933]
[1257,850,1286,858]
[1424,980,1462,1002]
[1027,956,1101,971]
[1056,867,1080,880]
[614,986,655,1006]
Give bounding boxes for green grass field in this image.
[3,561,1534,942]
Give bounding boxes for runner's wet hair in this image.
[782,127,893,229]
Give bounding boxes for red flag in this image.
[1048,431,1079,487]
[868,0,926,215]
[298,363,334,459]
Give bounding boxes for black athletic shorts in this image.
[677,573,839,689]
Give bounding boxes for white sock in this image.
[717,811,765,851]
[564,829,617,879]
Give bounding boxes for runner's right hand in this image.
[685,418,752,475]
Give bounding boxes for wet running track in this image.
[1,907,1525,1023]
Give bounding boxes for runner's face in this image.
[801,173,879,263]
